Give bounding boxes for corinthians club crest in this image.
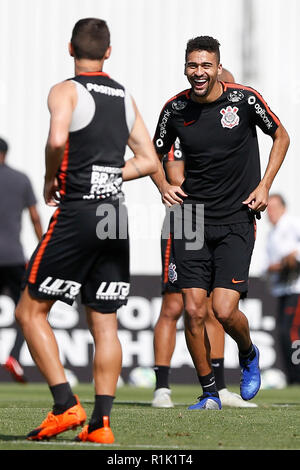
[168,263,178,283]
[220,105,239,129]
[172,100,187,111]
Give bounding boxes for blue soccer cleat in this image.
[188,392,222,410]
[239,344,261,401]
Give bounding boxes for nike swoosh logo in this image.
[232,278,245,284]
[184,120,196,127]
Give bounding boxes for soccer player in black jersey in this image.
[152,36,290,409]
[15,18,157,442]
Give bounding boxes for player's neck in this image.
[74,58,105,75]
[191,80,223,104]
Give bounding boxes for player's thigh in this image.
[212,222,255,297]
[85,307,119,339]
[81,236,130,314]
[172,232,213,292]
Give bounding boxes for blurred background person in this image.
[264,193,300,384]
[0,137,43,383]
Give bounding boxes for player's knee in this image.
[15,303,43,328]
[14,303,26,327]
[159,293,183,321]
[161,300,183,321]
[212,299,235,324]
[184,301,207,326]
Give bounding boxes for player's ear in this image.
[68,42,74,57]
[104,46,112,60]
[217,63,223,77]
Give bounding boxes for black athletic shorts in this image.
[164,220,256,298]
[161,234,181,294]
[23,198,130,313]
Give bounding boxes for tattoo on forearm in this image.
[130,159,143,178]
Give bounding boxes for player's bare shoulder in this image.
[47,80,77,109]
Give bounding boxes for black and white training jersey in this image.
[154,82,280,224]
[57,72,135,202]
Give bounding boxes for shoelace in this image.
[240,354,253,371]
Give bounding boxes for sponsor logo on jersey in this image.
[96,281,130,300]
[172,100,187,111]
[254,103,273,129]
[183,120,196,127]
[86,82,125,98]
[156,109,172,148]
[39,277,81,299]
[248,95,273,129]
[168,263,178,283]
[83,165,123,200]
[227,90,244,103]
[159,109,171,139]
[174,138,183,159]
[232,278,245,284]
[220,106,240,129]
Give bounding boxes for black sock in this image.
[211,358,226,391]
[197,371,218,396]
[89,395,114,432]
[239,343,255,361]
[49,382,76,415]
[154,365,170,390]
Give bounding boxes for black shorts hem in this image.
[177,283,211,297]
[26,284,75,305]
[178,282,210,292]
[212,283,248,299]
[161,284,181,295]
[84,299,128,314]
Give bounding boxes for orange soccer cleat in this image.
[26,395,86,440]
[75,416,115,444]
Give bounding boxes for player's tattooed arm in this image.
[127,158,143,178]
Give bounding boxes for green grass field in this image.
[0,382,300,452]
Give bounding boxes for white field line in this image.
[5,440,189,450]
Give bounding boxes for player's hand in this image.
[44,177,60,206]
[281,251,298,270]
[242,184,269,212]
[161,183,187,207]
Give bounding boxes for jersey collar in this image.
[78,71,110,78]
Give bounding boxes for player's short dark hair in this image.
[269,193,286,207]
[0,137,8,154]
[185,36,220,63]
[71,18,110,60]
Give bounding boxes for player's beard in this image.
[191,74,217,98]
